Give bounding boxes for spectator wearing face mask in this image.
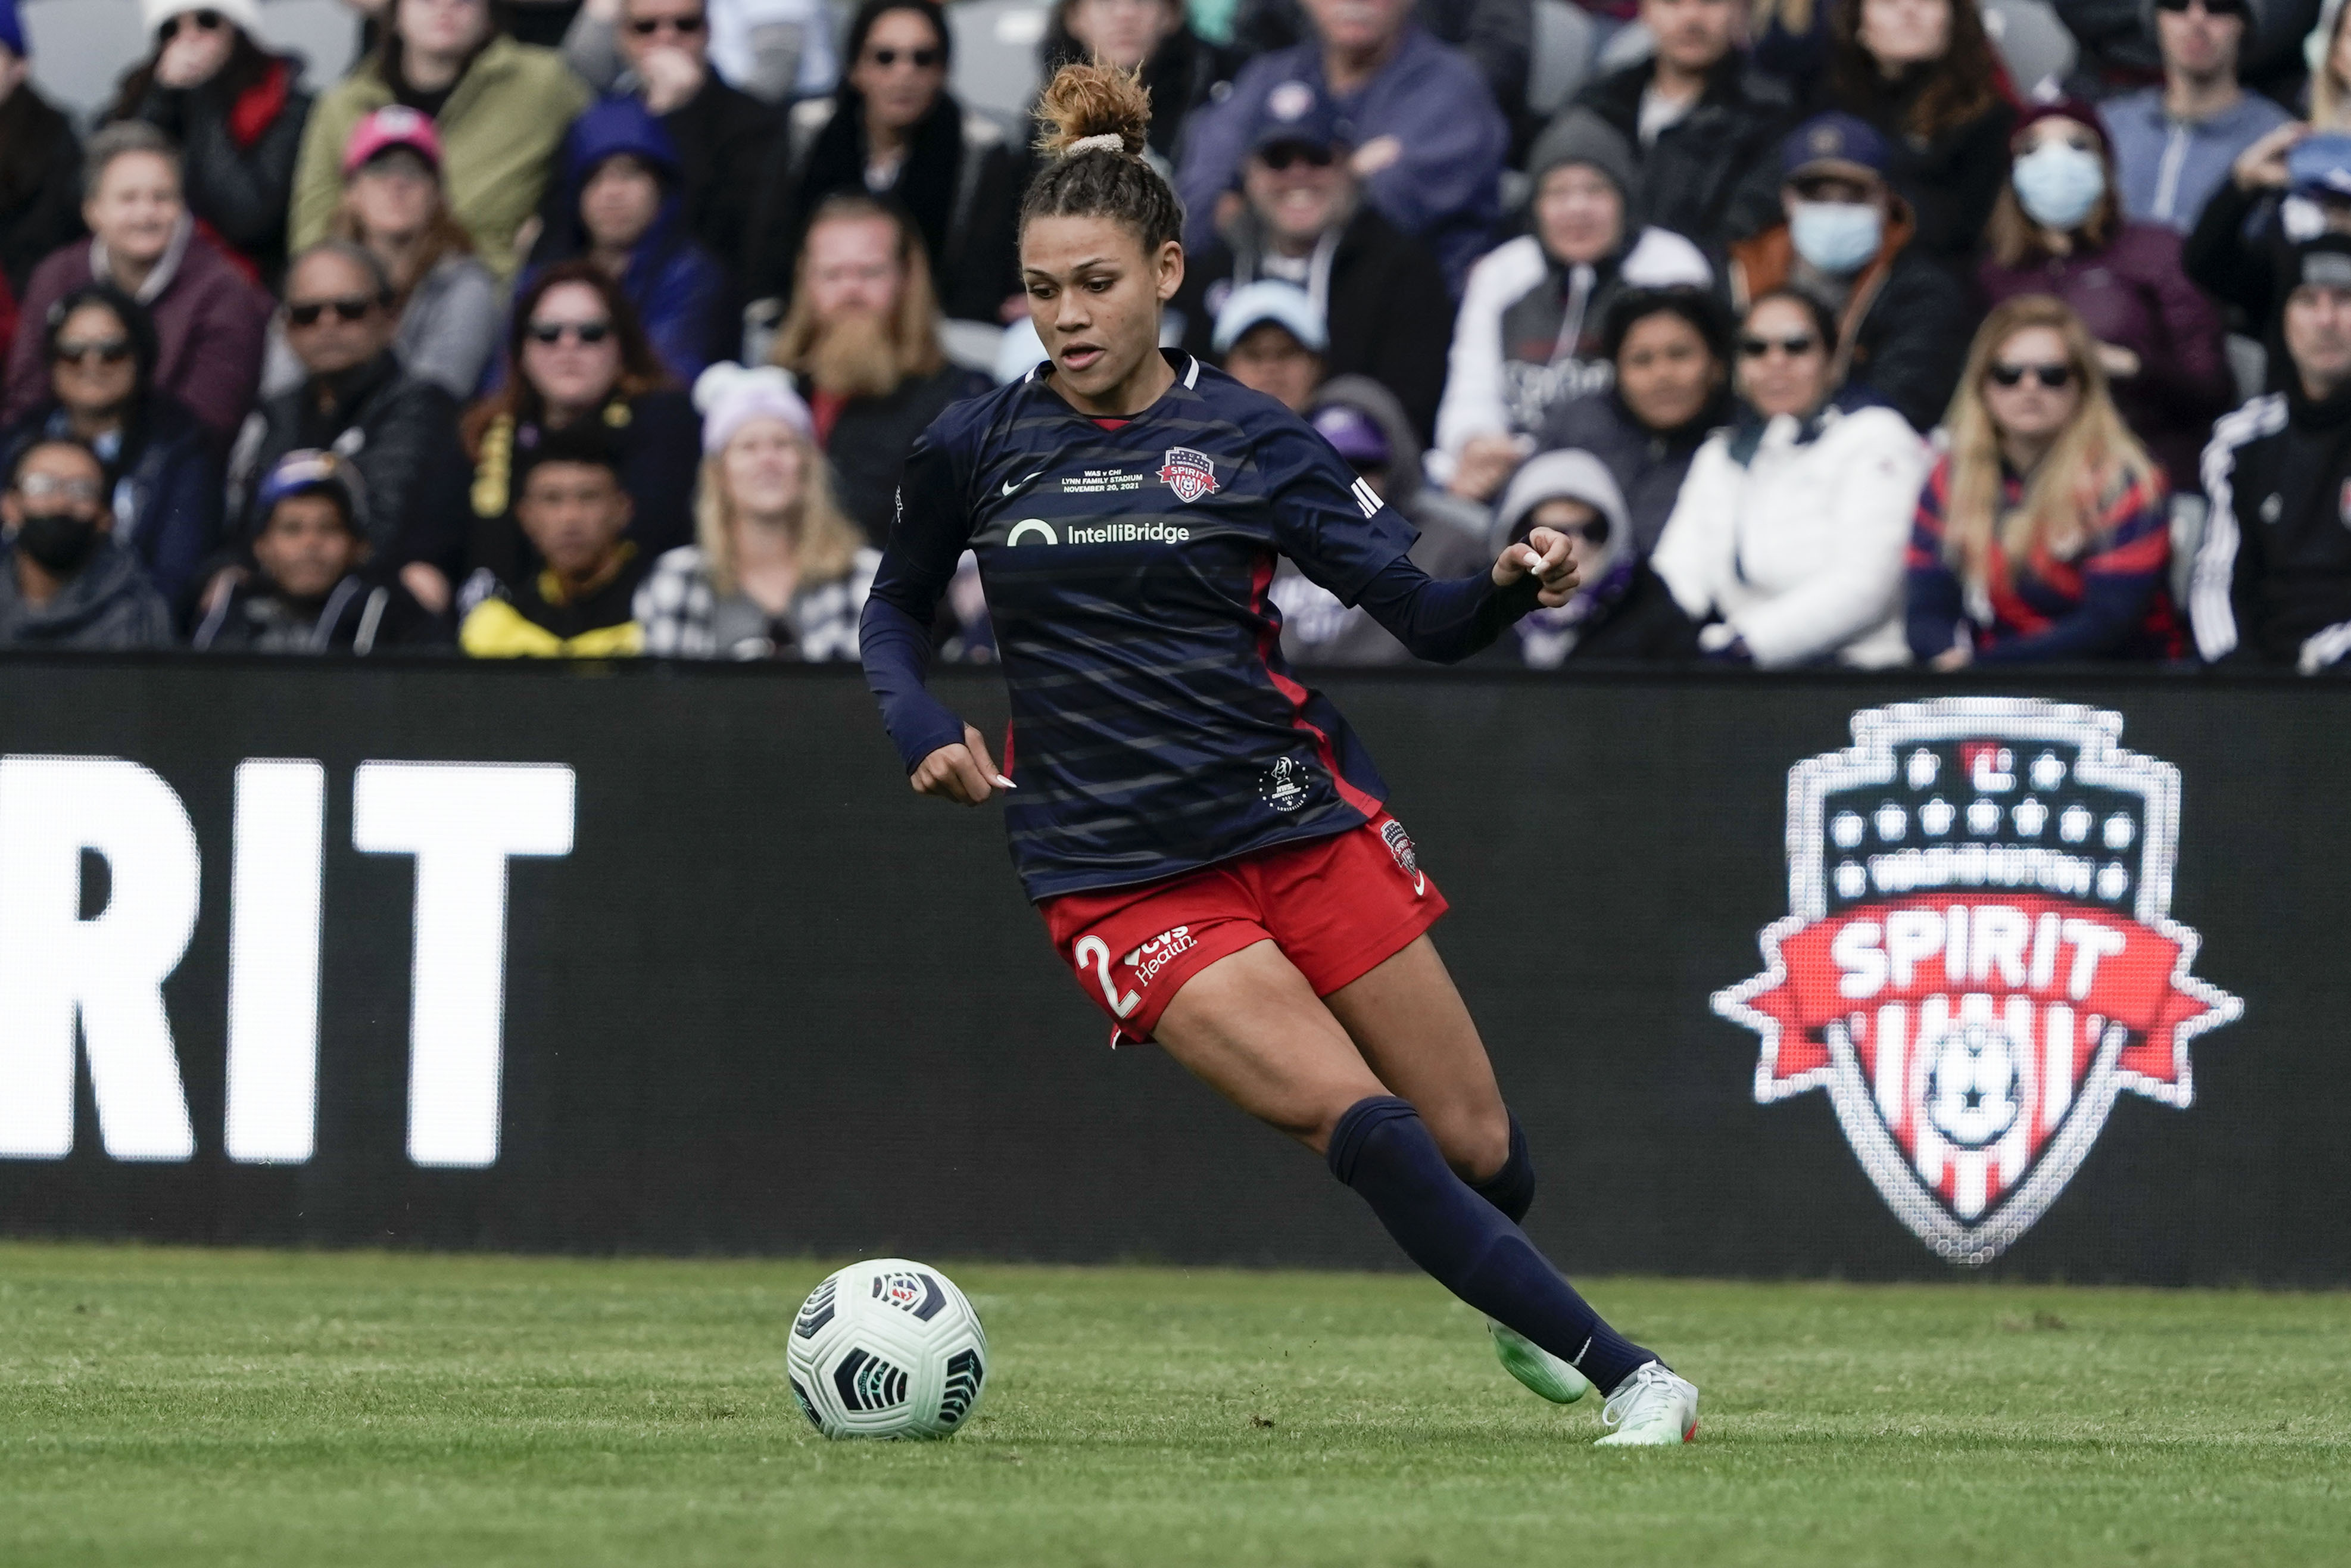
[1727,112,1972,432]
[636,362,877,658]
[1813,0,2016,264]
[4,123,272,440]
[1533,285,1735,558]
[1435,110,1712,501]
[2101,0,2293,234]
[746,0,1024,324]
[529,97,727,384]
[765,195,988,538]
[1978,101,2228,490]
[1488,449,1698,664]
[193,448,450,651]
[0,283,219,610]
[0,437,174,647]
[1651,287,1931,666]
[292,0,592,280]
[0,3,82,300]
[559,0,783,278]
[1214,280,1329,412]
[1261,375,1493,665]
[2192,234,2351,670]
[1179,0,1511,292]
[1172,82,1452,439]
[1910,297,2181,666]
[104,0,315,285]
[1566,0,1795,252]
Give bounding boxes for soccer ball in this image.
[787,1258,989,1439]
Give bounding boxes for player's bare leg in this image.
[1153,943,1692,1442]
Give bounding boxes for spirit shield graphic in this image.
[1713,699,2240,1264]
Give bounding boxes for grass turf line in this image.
[0,1243,2342,1567]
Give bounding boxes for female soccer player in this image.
[859,64,1699,1445]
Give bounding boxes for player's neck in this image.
[1053,347,1177,419]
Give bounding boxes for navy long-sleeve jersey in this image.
[860,353,1539,902]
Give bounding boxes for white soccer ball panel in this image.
[787,1259,988,1439]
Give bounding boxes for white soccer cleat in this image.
[1594,1361,1698,1446]
[1487,1318,1591,1404]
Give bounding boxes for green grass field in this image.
[0,1243,2343,1566]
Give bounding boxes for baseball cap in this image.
[2289,133,2351,200]
[1250,79,1343,158]
[1311,404,1390,467]
[342,106,444,179]
[1782,112,1893,184]
[256,449,369,534]
[1211,280,1328,356]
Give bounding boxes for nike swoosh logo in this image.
[1002,470,1046,497]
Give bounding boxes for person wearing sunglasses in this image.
[462,260,700,594]
[4,121,271,442]
[231,242,467,618]
[1438,110,1711,501]
[746,0,1024,326]
[551,0,783,280]
[1176,82,1451,445]
[0,282,220,613]
[1978,99,2228,494]
[0,4,89,303]
[2100,0,2294,233]
[1725,112,1969,434]
[102,1,314,286]
[1910,295,2182,668]
[1177,0,1508,295]
[291,0,591,282]
[526,97,725,386]
[0,437,174,649]
[563,0,840,108]
[1650,286,1928,667]
[1487,448,1700,666]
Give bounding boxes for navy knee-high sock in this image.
[1468,1112,1536,1224]
[1329,1096,1655,1392]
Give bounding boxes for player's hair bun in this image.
[1033,62,1152,160]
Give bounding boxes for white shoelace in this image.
[1600,1362,1676,1430]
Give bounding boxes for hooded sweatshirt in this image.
[1268,375,1492,666]
[0,536,175,649]
[1488,448,1697,664]
[529,97,726,384]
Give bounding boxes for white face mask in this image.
[1788,200,1883,276]
[2012,142,2106,231]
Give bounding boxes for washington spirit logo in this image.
[1713,699,2240,1264]
[1158,447,1218,503]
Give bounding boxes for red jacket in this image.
[2,222,272,439]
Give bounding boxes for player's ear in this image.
[1155,239,1184,303]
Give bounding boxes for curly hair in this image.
[1019,62,1183,250]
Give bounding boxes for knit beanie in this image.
[1526,110,1639,204]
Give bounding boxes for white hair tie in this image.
[1065,133,1127,157]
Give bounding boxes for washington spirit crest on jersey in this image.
[1713,700,2240,1263]
[868,354,1424,900]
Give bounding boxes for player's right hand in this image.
[912,723,1011,806]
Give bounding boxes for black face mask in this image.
[13,510,101,573]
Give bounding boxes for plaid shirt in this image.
[635,545,880,660]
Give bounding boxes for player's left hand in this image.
[1492,526,1580,607]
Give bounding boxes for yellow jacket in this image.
[460,598,645,658]
[290,38,591,280]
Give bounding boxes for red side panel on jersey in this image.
[1248,553,1386,819]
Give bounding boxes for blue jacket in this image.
[2103,87,2293,233]
[0,394,221,610]
[538,97,728,384]
[1176,27,1507,294]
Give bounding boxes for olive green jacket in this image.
[290,37,591,281]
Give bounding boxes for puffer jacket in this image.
[118,54,313,282]
[234,350,466,563]
[0,394,222,609]
[1572,53,1795,251]
[1268,375,1493,666]
[1649,397,1929,667]
[291,36,592,279]
[0,537,175,649]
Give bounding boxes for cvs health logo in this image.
[0,757,573,1171]
[1713,700,2240,1263]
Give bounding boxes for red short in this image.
[1039,815,1448,1047]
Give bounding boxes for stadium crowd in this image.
[0,0,2346,668]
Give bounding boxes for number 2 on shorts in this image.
[1073,934,1142,1018]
